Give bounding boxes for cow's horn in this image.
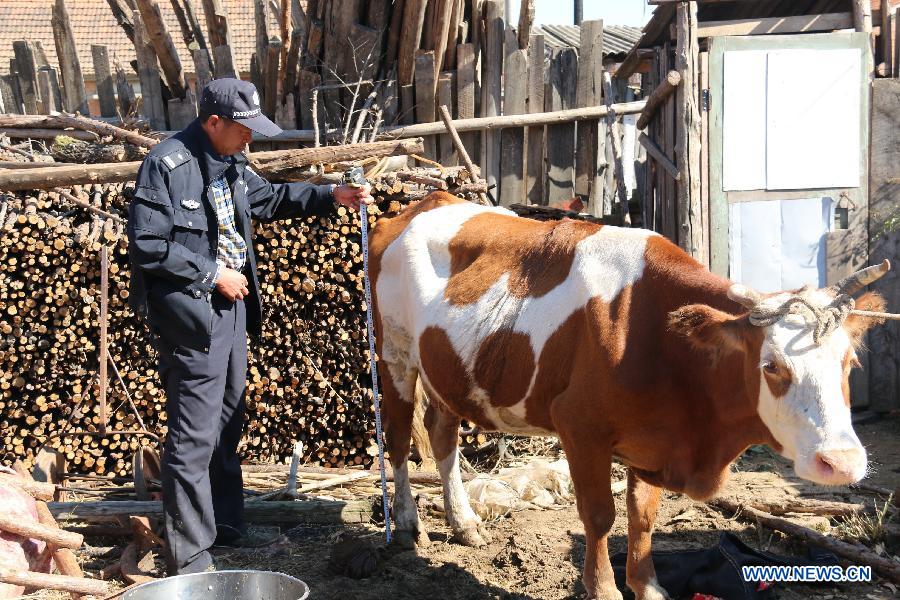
[727,283,762,309]
[833,259,891,296]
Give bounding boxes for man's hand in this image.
[215,267,249,302]
[333,183,374,211]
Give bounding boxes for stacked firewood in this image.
[0,162,489,477]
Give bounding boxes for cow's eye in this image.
[763,361,779,374]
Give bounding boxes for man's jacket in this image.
[127,118,335,351]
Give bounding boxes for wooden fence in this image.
[0,0,647,217]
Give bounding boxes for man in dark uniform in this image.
[127,79,372,575]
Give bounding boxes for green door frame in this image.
[707,32,871,281]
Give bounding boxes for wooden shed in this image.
[617,0,900,411]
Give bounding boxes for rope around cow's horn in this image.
[749,296,900,345]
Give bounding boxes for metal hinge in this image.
[701,89,711,112]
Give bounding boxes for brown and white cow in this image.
[368,192,887,600]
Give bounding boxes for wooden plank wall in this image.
[868,78,900,412]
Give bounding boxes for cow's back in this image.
[370,192,660,434]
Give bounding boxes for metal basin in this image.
[122,570,310,600]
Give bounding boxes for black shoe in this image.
[214,524,281,549]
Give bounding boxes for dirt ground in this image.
[22,413,900,600]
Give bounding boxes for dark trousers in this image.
[157,294,247,575]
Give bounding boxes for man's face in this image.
[202,115,253,156]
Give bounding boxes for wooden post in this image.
[601,70,630,225]
[399,0,428,86]
[868,78,900,413]
[212,45,237,79]
[92,46,118,118]
[575,20,603,204]
[456,43,478,163]
[499,49,527,206]
[264,38,281,118]
[170,0,208,52]
[432,0,455,80]
[661,42,676,240]
[132,10,167,130]
[675,1,702,257]
[193,49,212,95]
[517,0,534,50]
[202,0,237,75]
[526,33,544,205]
[0,73,20,115]
[12,42,40,114]
[385,0,407,68]
[254,0,270,81]
[437,73,455,164]
[638,133,679,182]
[114,55,137,117]
[852,0,874,66]
[37,68,62,115]
[298,69,321,129]
[699,51,710,267]
[52,0,89,114]
[636,71,681,131]
[546,47,577,204]
[438,104,491,206]
[414,51,437,159]
[481,0,504,196]
[135,0,187,99]
[105,0,136,42]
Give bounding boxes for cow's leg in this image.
[425,402,487,547]
[556,429,621,600]
[382,366,429,549]
[625,469,670,600]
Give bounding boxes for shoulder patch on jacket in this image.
[160,149,192,171]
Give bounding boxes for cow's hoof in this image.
[632,582,671,600]
[452,525,488,547]
[391,529,426,551]
[589,585,624,600]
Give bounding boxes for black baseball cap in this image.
[199,78,282,137]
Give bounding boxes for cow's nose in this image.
[814,449,866,482]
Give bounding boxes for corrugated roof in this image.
[535,24,643,56]
[0,0,285,78]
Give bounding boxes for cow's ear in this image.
[844,291,886,345]
[668,304,746,355]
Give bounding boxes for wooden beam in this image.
[526,33,545,205]
[0,570,108,596]
[0,513,83,549]
[0,115,158,148]
[48,499,373,525]
[638,132,679,182]
[676,1,702,258]
[51,0,89,114]
[193,49,212,94]
[92,46,118,118]
[136,0,186,98]
[432,0,455,79]
[697,13,854,38]
[105,0,136,42]
[380,100,646,138]
[439,104,491,206]
[636,70,681,131]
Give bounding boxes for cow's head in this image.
[669,261,890,486]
